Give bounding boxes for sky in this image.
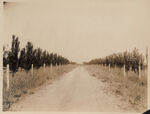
[3,0,150,63]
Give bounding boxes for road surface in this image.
[10,66,133,112]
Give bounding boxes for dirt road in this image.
[10,66,134,112]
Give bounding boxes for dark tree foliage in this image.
[53,53,57,65]
[9,35,20,77]
[19,48,26,69]
[50,53,54,65]
[3,35,70,74]
[42,50,47,64]
[88,48,145,74]
[25,42,34,70]
[33,48,43,69]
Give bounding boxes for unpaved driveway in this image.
[10,66,135,112]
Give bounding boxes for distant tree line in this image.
[69,61,77,64]
[3,35,70,76]
[87,48,146,73]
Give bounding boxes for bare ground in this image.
[3,64,77,111]
[8,66,140,112]
[85,65,147,113]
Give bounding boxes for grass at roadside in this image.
[85,65,147,112]
[3,64,77,111]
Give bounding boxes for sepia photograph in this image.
[1,0,150,113]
